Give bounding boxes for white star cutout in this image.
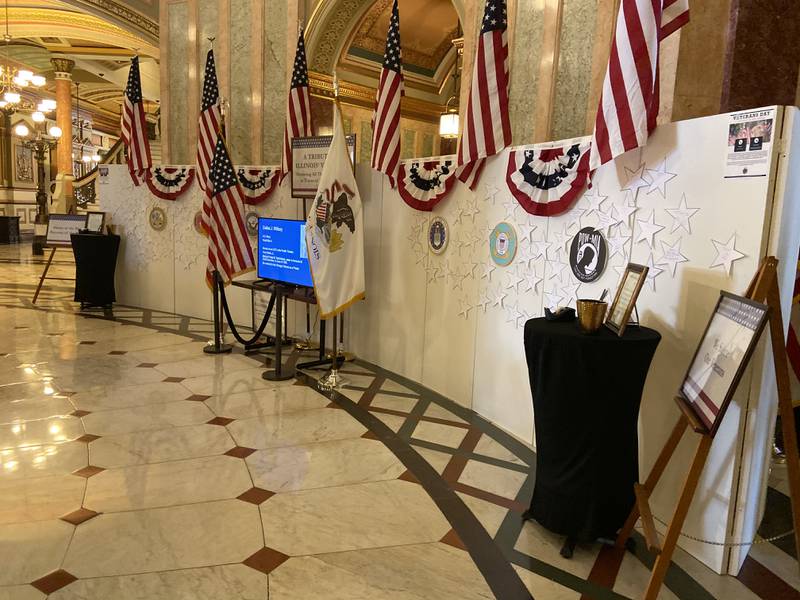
[476,292,492,313]
[581,185,608,215]
[645,158,677,198]
[506,269,526,293]
[595,208,621,234]
[522,266,543,293]
[621,163,651,193]
[547,261,567,281]
[503,199,519,221]
[665,194,699,235]
[656,238,688,277]
[550,225,570,258]
[517,223,537,243]
[566,207,587,233]
[635,210,665,249]
[613,197,638,226]
[528,239,552,261]
[480,263,496,281]
[543,289,565,310]
[458,300,473,319]
[644,254,664,291]
[493,289,508,309]
[560,281,581,305]
[607,230,628,260]
[484,182,501,205]
[709,234,746,275]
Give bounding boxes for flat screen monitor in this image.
[257,218,313,288]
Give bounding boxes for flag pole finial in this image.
[207,36,215,49]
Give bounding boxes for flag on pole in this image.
[305,103,365,318]
[281,28,314,183]
[589,0,690,171]
[370,0,403,187]
[197,49,221,192]
[456,0,511,190]
[205,137,255,288]
[120,56,152,186]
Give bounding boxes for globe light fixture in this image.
[48,125,61,138]
[13,122,28,137]
[31,110,44,123]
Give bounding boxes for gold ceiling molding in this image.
[309,71,443,124]
[2,7,157,57]
[60,0,158,43]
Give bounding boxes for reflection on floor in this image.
[0,241,797,599]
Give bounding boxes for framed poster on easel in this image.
[33,214,87,304]
[45,214,87,248]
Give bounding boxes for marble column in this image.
[720,0,800,113]
[51,57,75,213]
[51,58,74,183]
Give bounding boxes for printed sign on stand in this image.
[291,135,356,199]
[724,107,776,178]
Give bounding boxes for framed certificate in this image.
[678,292,768,437]
[606,263,648,336]
[86,211,105,233]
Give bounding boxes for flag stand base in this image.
[205,270,233,354]
[318,366,347,391]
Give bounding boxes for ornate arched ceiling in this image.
[307,0,464,95]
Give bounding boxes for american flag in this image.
[197,49,221,193]
[589,0,690,170]
[205,137,254,288]
[370,0,403,187]
[281,28,314,183]
[456,0,511,190]
[120,56,151,186]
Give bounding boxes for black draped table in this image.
[523,317,660,544]
[70,233,120,308]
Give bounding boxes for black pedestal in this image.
[70,233,120,307]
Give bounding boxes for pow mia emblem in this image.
[569,227,607,283]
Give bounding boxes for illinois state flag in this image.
[305,104,365,318]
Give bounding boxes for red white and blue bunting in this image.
[506,137,591,216]
[397,155,457,211]
[237,166,281,205]
[145,166,196,201]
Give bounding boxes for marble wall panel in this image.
[550,0,598,140]
[197,0,219,84]
[263,0,289,164]
[508,0,545,144]
[229,0,252,163]
[168,2,190,164]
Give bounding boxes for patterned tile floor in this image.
[0,241,798,599]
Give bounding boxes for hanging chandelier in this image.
[0,0,48,111]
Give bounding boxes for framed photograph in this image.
[606,263,648,336]
[45,214,88,248]
[85,211,105,233]
[678,292,769,436]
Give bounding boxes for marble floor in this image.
[0,241,798,599]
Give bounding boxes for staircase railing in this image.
[74,139,126,209]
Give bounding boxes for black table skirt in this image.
[71,233,121,306]
[524,317,660,540]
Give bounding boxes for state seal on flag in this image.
[313,180,356,254]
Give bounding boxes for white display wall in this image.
[348,107,800,574]
[101,107,800,575]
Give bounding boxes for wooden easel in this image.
[32,246,74,304]
[616,256,800,600]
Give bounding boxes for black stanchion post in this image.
[204,270,233,355]
[263,284,295,381]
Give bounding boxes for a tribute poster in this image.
[681,294,768,433]
[291,135,356,199]
[724,107,775,178]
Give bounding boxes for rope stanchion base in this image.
[262,366,296,381]
[203,341,233,355]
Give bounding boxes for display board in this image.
[291,135,357,198]
[45,214,87,247]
